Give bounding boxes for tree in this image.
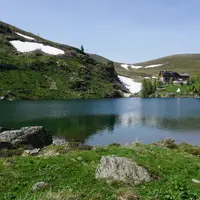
[141,79,155,98]
[81,45,84,52]
[169,77,173,85]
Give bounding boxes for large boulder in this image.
[96,156,151,184]
[0,126,52,148]
[0,127,11,133]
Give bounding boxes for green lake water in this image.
[0,98,200,145]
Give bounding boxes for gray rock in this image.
[0,130,24,144]
[0,127,11,133]
[31,182,48,192]
[53,136,68,145]
[96,156,151,184]
[0,126,52,148]
[0,96,6,101]
[22,150,31,156]
[192,179,200,184]
[29,148,40,156]
[21,126,52,148]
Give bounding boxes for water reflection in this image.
[0,98,200,145]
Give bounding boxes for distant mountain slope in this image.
[0,21,127,100]
[90,53,200,80]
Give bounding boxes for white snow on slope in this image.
[118,75,141,94]
[130,65,143,69]
[16,32,36,41]
[121,64,143,70]
[10,40,65,55]
[145,64,164,68]
[121,64,129,70]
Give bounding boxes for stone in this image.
[53,136,68,145]
[31,182,48,192]
[21,126,52,148]
[0,96,6,101]
[192,179,200,184]
[0,130,24,145]
[22,150,31,156]
[0,126,52,148]
[29,148,40,156]
[0,127,11,133]
[96,156,151,184]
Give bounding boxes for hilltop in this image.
[90,53,200,80]
[0,21,127,100]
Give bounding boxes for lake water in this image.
[0,98,200,146]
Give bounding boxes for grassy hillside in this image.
[1,141,200,199]
[0,21,127,100]
[89,54,148,80]
[134,54,200,77]
[90,53,200,80]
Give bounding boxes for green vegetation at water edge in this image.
[141,76,200,98]
[1,141,200,200]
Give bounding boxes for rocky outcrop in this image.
[0,127,11,133]
[0,126,52,148]
[96,156,151,184]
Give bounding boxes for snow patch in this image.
[152,76,157,79]
[118,75,141,94]
[10,40,65,55]
[130,65,143,69]
[145,64,164,68]
[121,64,129,70]
[16,32,36,41]
[121,64,143,70]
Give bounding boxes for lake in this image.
[0,98,200,146]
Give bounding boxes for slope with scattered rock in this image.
[0,128,200,200]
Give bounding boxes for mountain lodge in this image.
[159,71,189,83]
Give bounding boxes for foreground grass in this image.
[1,143,200,200]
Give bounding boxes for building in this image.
[159,71,189,83]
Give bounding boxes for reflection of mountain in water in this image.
[117,113,200,131]
[7,115,119,142]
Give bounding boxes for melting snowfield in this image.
[145,64,164,68]
[121,63,164,70]
[10,40,65,55]
[121,64,129,70]
[118,75,141,94]
[16,32,36,41]
[121,64,143,70]
[130,65,142,69]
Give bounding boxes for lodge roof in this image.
[159,71,189,77]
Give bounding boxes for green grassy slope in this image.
[0,21,127,100]
[134,54,200,77]
[1,142,200,199]
[90,53,200,80]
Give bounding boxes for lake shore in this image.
[1,138,200,200]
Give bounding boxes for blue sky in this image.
[1,0,200,63]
